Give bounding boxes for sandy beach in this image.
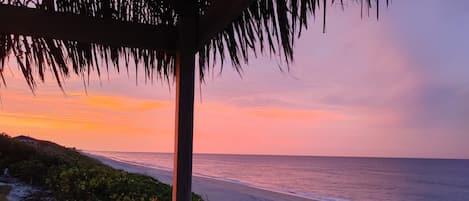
[88,153,314,201]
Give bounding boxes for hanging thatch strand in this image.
[0,0,386,90]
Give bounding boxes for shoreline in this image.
[87,153,317,201]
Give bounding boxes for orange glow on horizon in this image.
[82,94,171,112]
[0,89,348,153]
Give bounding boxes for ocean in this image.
[91,152,469,201]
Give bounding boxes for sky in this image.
[1,0,469,159]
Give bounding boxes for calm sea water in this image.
[92,152,469,201]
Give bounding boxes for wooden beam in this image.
[0,4,177,51]
[172,3,197,201]
[197,0,254,50]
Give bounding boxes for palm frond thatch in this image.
[0,0,386,90]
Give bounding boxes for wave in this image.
[97,154,173,172]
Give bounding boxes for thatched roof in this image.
[0,0,385,90]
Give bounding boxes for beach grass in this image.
[0,185,11,201]
[0,133,203,201]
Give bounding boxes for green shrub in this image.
[0,133,204,201]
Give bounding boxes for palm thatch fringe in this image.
[0,0,386,90]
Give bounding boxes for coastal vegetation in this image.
[0,185,11,201]
[0,133,203,201]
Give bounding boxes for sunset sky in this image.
[1,0,468,159]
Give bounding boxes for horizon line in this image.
[82,149,469,161]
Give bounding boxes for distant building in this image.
[3,168,8,177]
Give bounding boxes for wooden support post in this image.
[172,3,196,201]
